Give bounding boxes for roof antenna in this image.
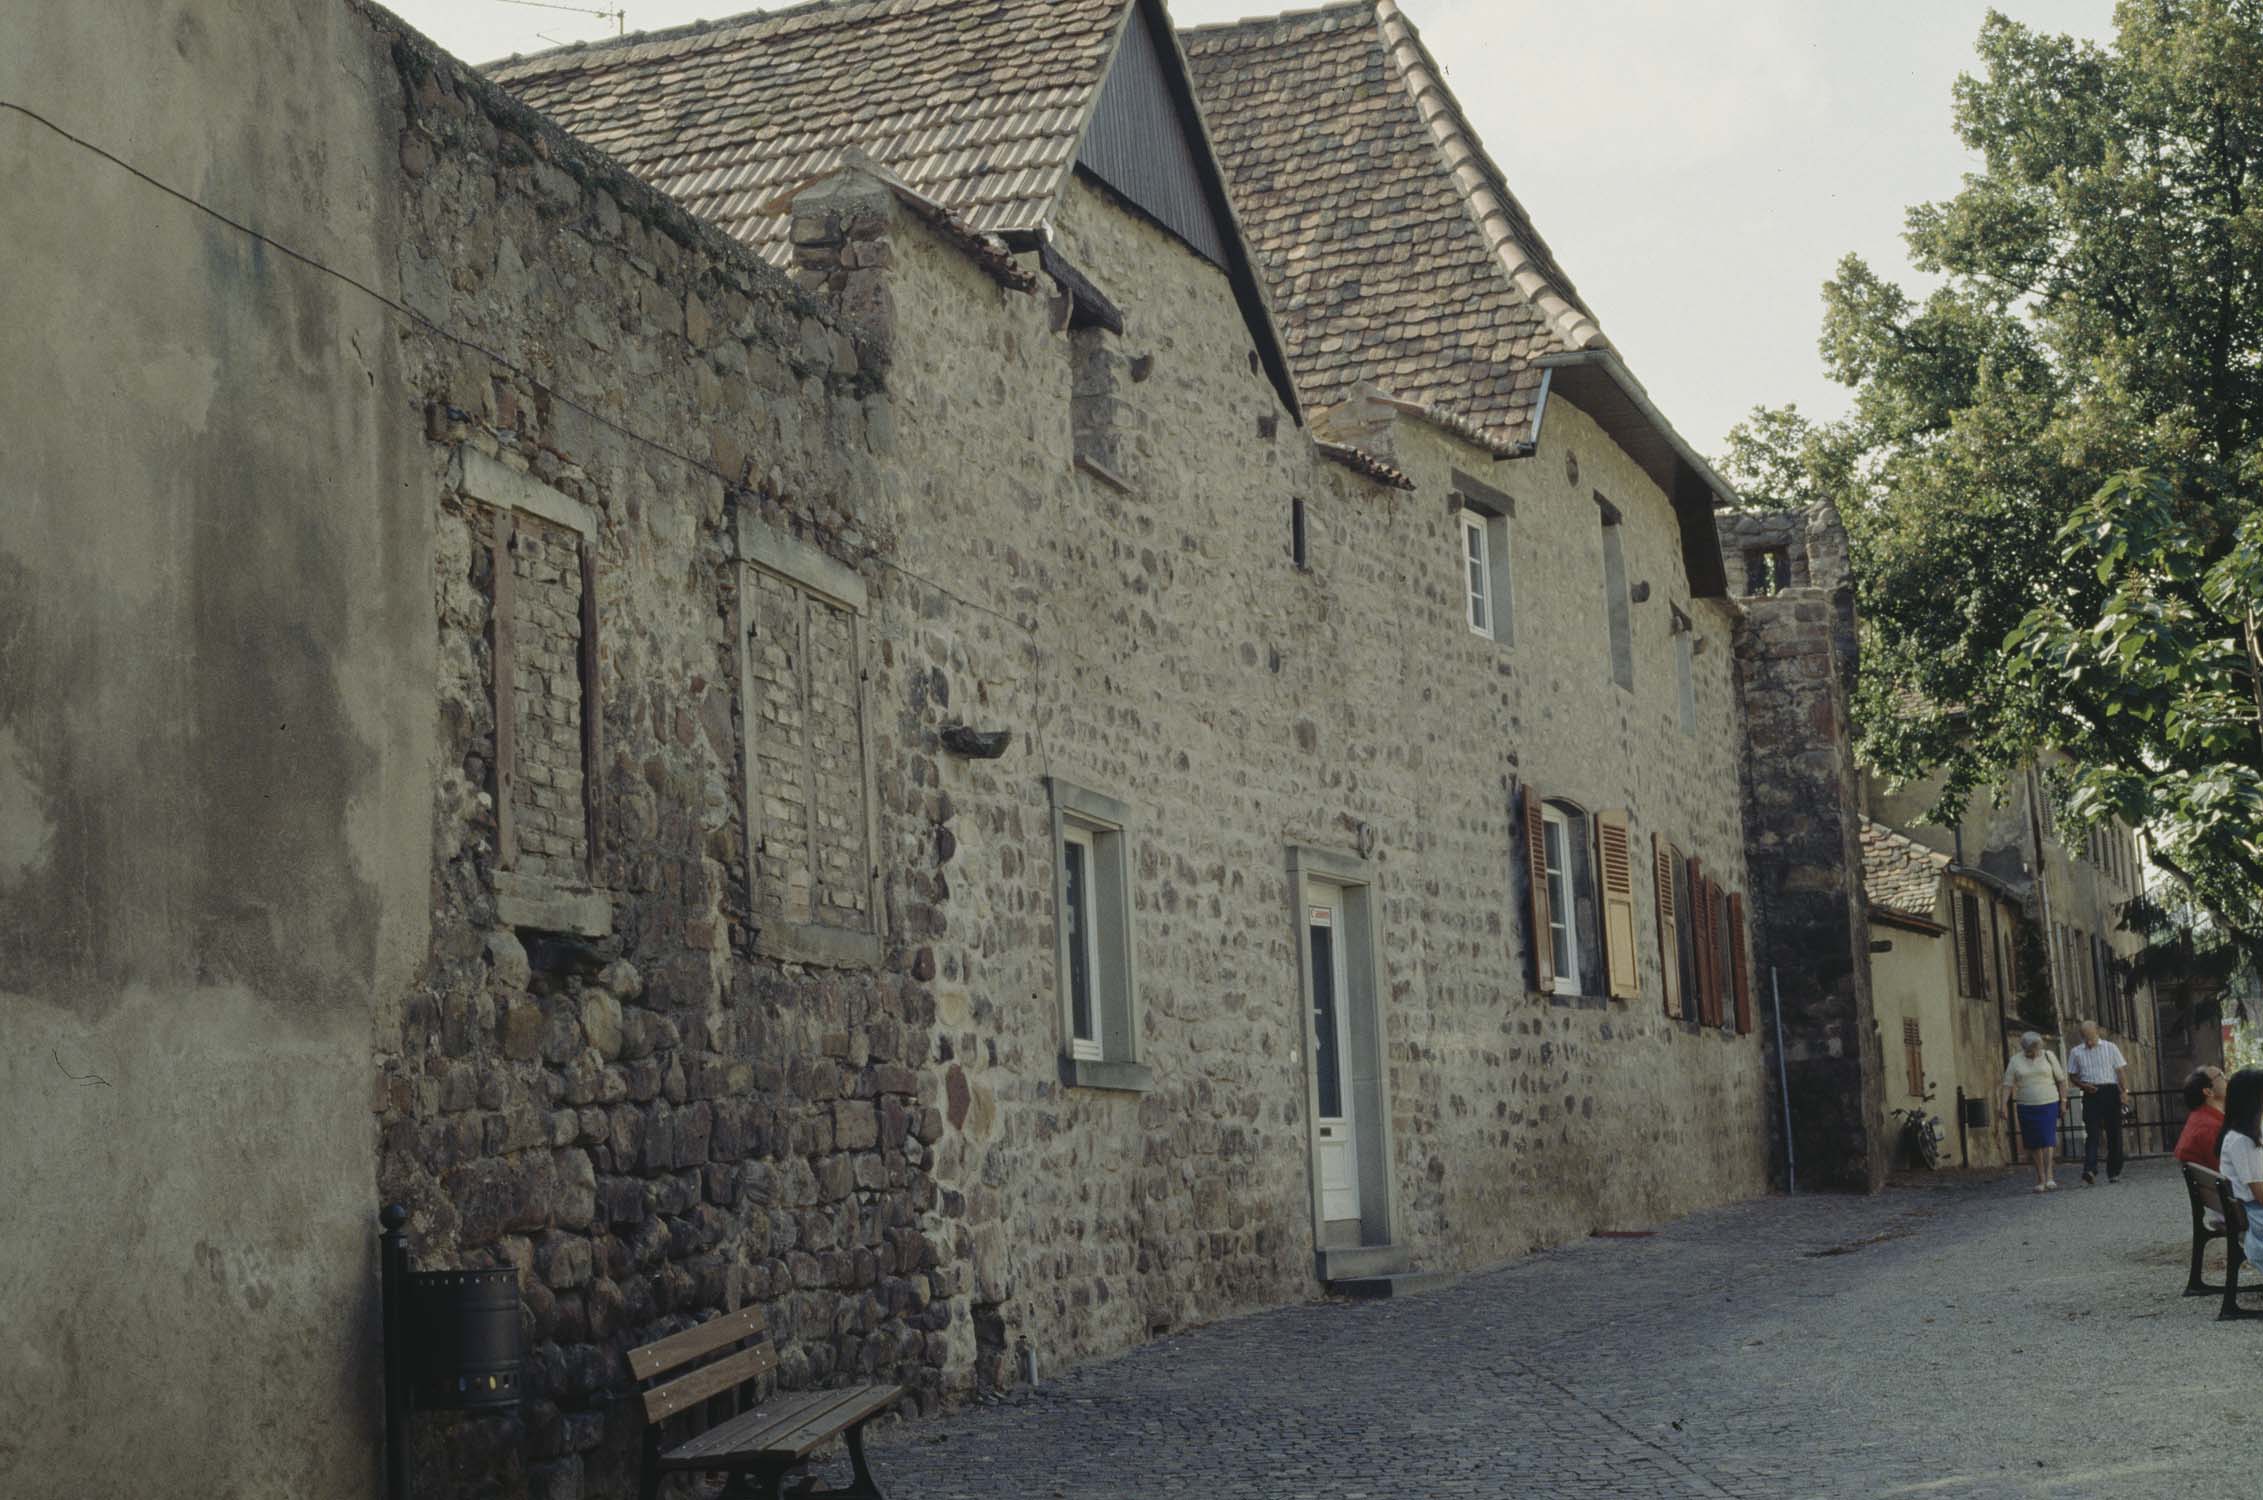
[494,0,628,37]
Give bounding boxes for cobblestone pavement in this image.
[851,1160,2232,1499]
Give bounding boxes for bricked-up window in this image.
[1597,496,1634,691]
[1671,607,1696,736]
[736,515,881,968]
[1047,778,1147,1090]
[457,449,608,936]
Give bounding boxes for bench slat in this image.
[756,1384,899,1458]
[662,1384,899,1465]
[628,1307,766,1382]
[641,1342,777,1424]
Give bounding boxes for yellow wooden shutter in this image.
[1597,810,1638,1000]
[1653,833,1679,1019]
[1522,784,1552,992]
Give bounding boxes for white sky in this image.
[388,0,2118,457]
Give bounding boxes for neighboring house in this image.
[1861,820,2027,1168]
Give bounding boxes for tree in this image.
[1719,1,2263,962]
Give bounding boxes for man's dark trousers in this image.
[2082,1085,2126,1181]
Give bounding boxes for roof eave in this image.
[1532,348,1735,598]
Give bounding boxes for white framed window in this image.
[1455,472,1515,645]
[1462,514,1491,636]
[1541,804,1581,995]
[1061,823,1103,1061]
[1047,778,1149,1091]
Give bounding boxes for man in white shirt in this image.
[2067,1019,2130,1185]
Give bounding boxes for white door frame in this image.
[1287,843,1396,1262]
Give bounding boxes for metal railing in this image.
[2006,1086,2189,1166]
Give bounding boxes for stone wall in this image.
[369,16,954,1499]
[1725,504,1887,1193]
[810,166,1776,1385]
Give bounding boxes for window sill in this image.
[494,871,612,938]
[753,919,884,970]
[1059,1056,1153,1092]
[1537,990,1612,1011]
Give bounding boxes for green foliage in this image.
[1719,0,2263,961]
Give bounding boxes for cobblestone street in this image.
[864,1161,2221,1499]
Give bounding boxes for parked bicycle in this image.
[1891,1086,1946,1169]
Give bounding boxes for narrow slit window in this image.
[1462,514,1490,636]
[1291,497,1309,570]
[1062,825,1101,1061]
[1672,607,1696,735]
[1541,805,1580,994]
[1598,498,1634,691]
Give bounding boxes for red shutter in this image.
[1728,892,1753,1035]
[1523,785,1553,992]
[1653,833,1680,1019]
[1688,857,1713,1025]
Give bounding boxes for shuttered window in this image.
[1653,833,1680,1019]
[1728,892,1753,1035]
[1521,785,1553,993]
[1707,880,1733,1030]
[1954,890,1986,999]
[1598,811,1638,1000]
[1688,856,1715,1025]
[1903,1018,1924,1096]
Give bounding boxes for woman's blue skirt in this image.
[2017,1102,2059,1150]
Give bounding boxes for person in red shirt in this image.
[2175,1066,2228,1166]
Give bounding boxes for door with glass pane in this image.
[1307,879,1360,1226]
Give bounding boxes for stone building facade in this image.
[6,1,1811,1498]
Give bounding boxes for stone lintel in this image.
[494,872,612,937]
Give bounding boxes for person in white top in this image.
[2216,1068,2263,1271]
[2066,1019,2129,1185]
[2001,1031,2070,1193]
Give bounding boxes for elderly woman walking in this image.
[2001,1031,2070,1193]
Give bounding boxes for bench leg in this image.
[793,1422,886,1500]
[2219,1244,2262,1321]
[2189,1223,2227,1296]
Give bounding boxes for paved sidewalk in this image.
[856,1160,2232,1499]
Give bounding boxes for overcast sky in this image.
[389,0,2118,457]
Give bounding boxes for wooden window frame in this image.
[1540,803,1582,997]
[1047,778,1148,1091]
[1462,514,1491,637]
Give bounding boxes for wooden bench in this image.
[628,1308,901,1500]
[2181,1162,2231,1296]
[2199,1169,2263,1323]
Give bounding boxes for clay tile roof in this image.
[488,0,1129,267]
[1861,819,1950,922]
[1316,440,1414,489]
[1184,1,1603,447]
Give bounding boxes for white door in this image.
[1307,881,1360,1226]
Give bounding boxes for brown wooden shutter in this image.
[1522,784,1552,992]
[1687,856,1713,1025]
[1728,891,1753,1034]
[1653,833,1680,1019]
[1597,811,1638,1000]
[1705,879,1726,1027]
